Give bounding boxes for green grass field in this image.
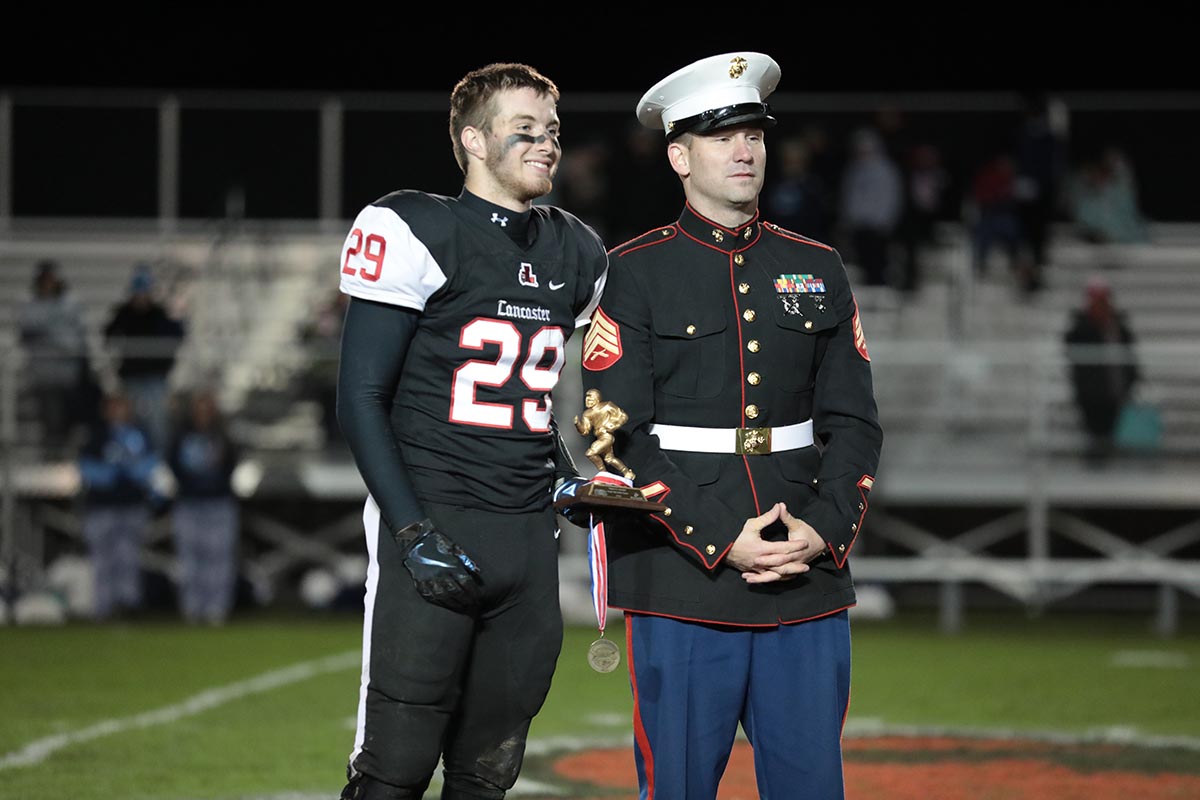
[2,609,1198,799]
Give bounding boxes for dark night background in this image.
[5,13,1196,94]
[4,15,1198,224]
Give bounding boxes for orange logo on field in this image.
[853,299,870,362]
[549,736,1200,798]
[582,308,622,371]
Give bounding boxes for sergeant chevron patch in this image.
[852,299,870,361]
[582,308,622,371]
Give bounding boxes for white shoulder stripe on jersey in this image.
[338,204,448,311]
[575,254,609,328]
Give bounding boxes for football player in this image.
[335,63,608,799]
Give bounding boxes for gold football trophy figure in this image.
[574,388,635,480]
[555,389,666,514]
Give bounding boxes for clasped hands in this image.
[726,502,826,584]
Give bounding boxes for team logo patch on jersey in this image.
[853,299,870,361]
[775,274,826,294]
[582,308,622,371]
[519,262,538,288]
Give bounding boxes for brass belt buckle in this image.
[736,427,771,455]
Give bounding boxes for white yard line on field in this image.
[1110,649,1192,669]
[0,650,360,770]
[844,718,1200,751]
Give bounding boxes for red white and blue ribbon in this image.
[586,472,634,636]
[587,518,608,636]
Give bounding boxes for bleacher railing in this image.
[2,340,1198,629]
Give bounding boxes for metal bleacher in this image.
[0,221,343,610]
[2,220,1199,630]
[852,224,1200,634]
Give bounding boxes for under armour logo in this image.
[491,212,508,227]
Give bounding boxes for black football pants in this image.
[343,498,563,798]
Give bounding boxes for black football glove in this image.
[553,476,594,529]
[395,519,483,613]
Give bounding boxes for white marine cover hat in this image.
[637,52,781,139]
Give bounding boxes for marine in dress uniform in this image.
[580,53,882,799]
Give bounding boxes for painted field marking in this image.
[582,712,629,727]
[0,650,359,770]
[1110,650,1192,669]
[844,719,1200,752]
[232,722,1200,800]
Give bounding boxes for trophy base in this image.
[555,473,667,513]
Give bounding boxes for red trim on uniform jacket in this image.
[727,252,748,423]
[779,602,857,627]
[740,456,762,515]
[676,203,758,253]
[645,485,731,571]
[841,684,852,738]
[723,239,765,509]
[640,481,669,500]
[610,226,676,257]
[626,617,657,798]
[761,220,836,251]
[613,603,856,628]
[684,201,760,235]
[831,475,874,569]
[649,514,733,570]
[677,224,728,253]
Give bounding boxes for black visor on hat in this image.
[667,102,777,140]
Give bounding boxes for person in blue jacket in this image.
[77,391,170,620]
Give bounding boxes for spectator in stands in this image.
[78,391,171,620]
[17,259,95,457]
[966,153,1024,283]
[167,388,241,625]
[800,123,844,217]
[1013,92,1069,293]
[550,136,612,242]
[608,122,681,244]
[1063,276,1140,464]
[896,143,951,294]
[1068,146,1150,245]
[763,134,835,241]
[839,126,903,287]
[103,264,186,453]
[299,289,349,449]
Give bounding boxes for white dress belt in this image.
[648,419,814,455]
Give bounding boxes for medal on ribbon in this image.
[586,508,621,674]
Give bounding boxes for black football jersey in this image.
[339,190,608,512]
